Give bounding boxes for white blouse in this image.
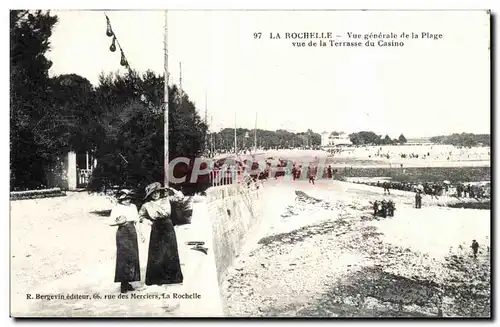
[139,198,171,221]
[109,203,139,223]
[138,188,184,222]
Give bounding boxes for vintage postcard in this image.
[10,9,491,318]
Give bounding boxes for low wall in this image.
[206,183,264,286]
[174,201,225,317]
[174,182,266,316]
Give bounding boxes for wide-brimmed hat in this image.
[117,189,133,200]
[144,182,166,200]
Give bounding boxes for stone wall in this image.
[206,183,264,286]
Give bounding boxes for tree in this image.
[50,74,99,152]
[307,129,321,147]
[349,131,382,145]
[398,134,407,144]
[211,127,322,151]
[88,70,208,194]
[430,133,490,147]
[383,134,392,145]
[10,10,60,190]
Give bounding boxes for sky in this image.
[47,10,491,138]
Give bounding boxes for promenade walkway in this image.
[11,196,223,317]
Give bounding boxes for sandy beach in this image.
[221,178,490,317]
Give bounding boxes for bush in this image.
[10,188,66,201]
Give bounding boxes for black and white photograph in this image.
[9,8,491,318]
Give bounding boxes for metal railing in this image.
[211,166,262,186]
[210,168,238,187]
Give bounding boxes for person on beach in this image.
[415,190,422,209]
[383,182,391,195]
[373,200,379,216]
[471,240,479,259]
[139,182,184,286]
[295,165,302,180]
[380,200,387,218]
[327,165,333,179]
[307,166,316,185]
[109,189,145,293]
[292,165,297,181]
[387,201,395,217]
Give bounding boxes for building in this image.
[321,131,353,147]
[44,151,97,191]
[406,138,434,146]
[330,132,353,146]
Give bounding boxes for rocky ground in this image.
[220,180,491,317]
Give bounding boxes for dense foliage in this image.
[88,72,208,193]
[10,10,207,192]
[430,133,490,147]
[348,131,407,146]
[211,128,321,151]
[347,131,490,147]
[10,10,60,190]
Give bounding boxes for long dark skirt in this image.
[145,218,183,285]
[115,222,141,283]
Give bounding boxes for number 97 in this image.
[253,32,262,39]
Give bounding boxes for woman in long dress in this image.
[139,182,184,286]
[109,189,145,293]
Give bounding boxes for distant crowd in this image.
[351,180,491,199]
[372,199,396,218]
[328,145,490,162]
